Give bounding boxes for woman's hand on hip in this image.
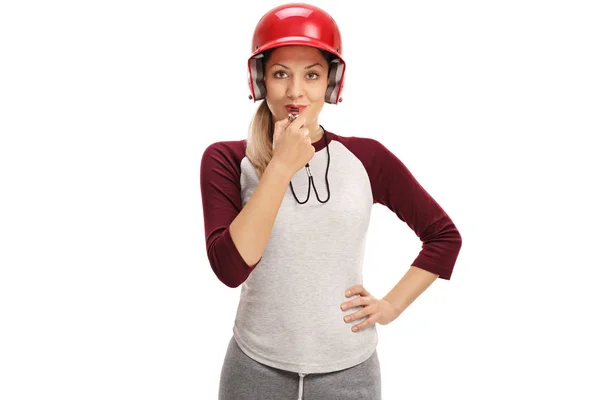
[340,284,399,333]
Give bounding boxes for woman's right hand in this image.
[271,112,315,178]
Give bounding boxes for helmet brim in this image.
[250,37,343,63]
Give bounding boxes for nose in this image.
[286,75,305,99]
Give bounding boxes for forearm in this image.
[229,160,293,266]
[383,266,439,317]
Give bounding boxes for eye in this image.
[273,70,288,79]
[307,72,319,80]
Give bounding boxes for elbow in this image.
[450,226,463,252]
[207,252,248,289]
[205,234,257,288]
[453,225,463,254]
[443,223,463,278]
[218,274,244,289]
[418,217,463,280]
[210,264,246,289]
[442,220,463,260]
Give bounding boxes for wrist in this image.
[266,158,294,183]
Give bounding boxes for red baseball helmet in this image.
[247,3,346,104]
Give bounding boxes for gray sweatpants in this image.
[218,336,381,400]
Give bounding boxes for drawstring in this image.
[297,373,307,400]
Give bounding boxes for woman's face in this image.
[264,45,329,127]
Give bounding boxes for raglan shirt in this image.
[200,130,462,374]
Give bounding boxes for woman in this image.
[200,3,463,399]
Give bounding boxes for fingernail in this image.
[341,304,347,310]
[346,290,351,296]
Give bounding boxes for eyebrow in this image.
[271,62,324,69]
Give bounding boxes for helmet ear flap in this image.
[248,54,267,101]
[325,58,345,104]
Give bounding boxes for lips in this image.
[285,105,307,116]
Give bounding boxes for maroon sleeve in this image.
[352,137,462,280]
[200,141,261,288]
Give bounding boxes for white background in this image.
[1,0,599,399]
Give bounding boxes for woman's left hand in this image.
[340,284,399,332]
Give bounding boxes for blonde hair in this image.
[245,100,275,179]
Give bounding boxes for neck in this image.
[307,124,323,143]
